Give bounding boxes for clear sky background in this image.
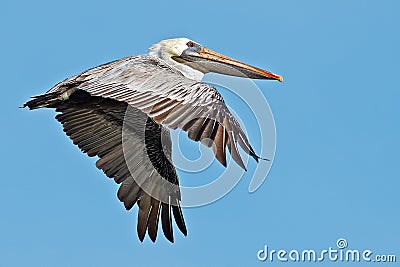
[1,0,399,266]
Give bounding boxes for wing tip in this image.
[138,234,145,242]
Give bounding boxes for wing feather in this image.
[47,55,259,169]
[54,90,186,242]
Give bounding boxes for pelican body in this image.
[22,38,282,243]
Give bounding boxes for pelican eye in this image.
[186,41,195,48]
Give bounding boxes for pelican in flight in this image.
[22,38,282,243]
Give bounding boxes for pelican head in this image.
[148,37,283,82]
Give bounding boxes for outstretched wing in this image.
[55,90,186,243]
[47,55,259,170]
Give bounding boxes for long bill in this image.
[181,47,283,81]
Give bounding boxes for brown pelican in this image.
[21,38,282,243]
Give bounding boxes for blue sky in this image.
[1,0,399,266]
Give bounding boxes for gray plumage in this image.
[45,55,260,168]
